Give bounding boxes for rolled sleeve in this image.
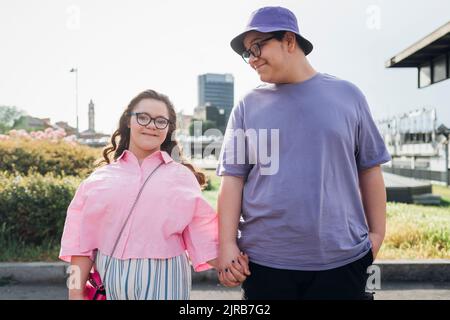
[355,92,391,171]
[182,196,219,272]
[216,102,253,178]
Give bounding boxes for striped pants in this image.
[95,251,191,300]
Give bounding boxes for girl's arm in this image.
[359,165,387,260]
[68,256,94,300]
[207,258,218,269]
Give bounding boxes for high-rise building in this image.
[196,73,234,134]
[198,73,234,110]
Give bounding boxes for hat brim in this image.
[230,27,313,56]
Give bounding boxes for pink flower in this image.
[2,127,76,145]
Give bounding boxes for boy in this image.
[217,6,390,300]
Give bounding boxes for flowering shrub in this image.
[0,128,103,252]
[0,128,77,144]
[0,132,101,177]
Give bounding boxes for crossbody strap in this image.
[101,161,164,281]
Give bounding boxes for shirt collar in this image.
[116,149,173,164]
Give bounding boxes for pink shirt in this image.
[59,150,218,272]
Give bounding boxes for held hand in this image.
[218,243,251,287]
[218,252,251,287]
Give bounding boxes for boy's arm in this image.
[217,175,250,286]
[358,165,387,260]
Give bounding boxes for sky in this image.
[0,0,449,135]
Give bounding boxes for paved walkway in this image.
[0,282,449,300]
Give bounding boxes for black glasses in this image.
[241,36,276,64]
[129,112,171,129]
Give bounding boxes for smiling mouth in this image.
[142,132,158,137]
[255,63,266,71]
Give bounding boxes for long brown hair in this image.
[96,89,206,187]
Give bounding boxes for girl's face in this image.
[128,98,170,155]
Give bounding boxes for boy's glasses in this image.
[129,112,171,129]
[241,36,276,64]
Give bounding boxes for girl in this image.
[60,89,245,300]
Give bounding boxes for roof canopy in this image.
[386,21,450,68]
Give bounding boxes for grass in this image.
[0,236,61,262]
[433,183,450,205]
[380,201,450,259]
[203,169,221,209]
[378,183,450,259]
[1,172,449,262]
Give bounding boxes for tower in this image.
[88,99,95,132]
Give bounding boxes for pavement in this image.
[1,281,450,300]
[1,260,450,300]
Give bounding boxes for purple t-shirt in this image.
[216,73,391,271]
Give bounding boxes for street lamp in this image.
[69,68,79,135]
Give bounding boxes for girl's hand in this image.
[69,289,85,300]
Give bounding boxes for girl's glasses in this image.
[129,112,171,129]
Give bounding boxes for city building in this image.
[384,21,450,184]
[78,99,110,147]
[54,121,77,136]
[176,111,193,137]
[198,73,234,110]
[11,115,52,132]
[195,73,234,134]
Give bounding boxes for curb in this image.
[374,260,450,282]
[1,260,450,285]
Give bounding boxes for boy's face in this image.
[242,31,286,83]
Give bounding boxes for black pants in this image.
[242,249,374,300]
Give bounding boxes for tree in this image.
[189,119,217,136]
[11,115,47,132]
[0,106,24,133]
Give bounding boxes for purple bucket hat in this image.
[230,6,313,56]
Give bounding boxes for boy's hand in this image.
[369,232,384,260]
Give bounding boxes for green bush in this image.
[0,171,82,245]
[0,139,100,177]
